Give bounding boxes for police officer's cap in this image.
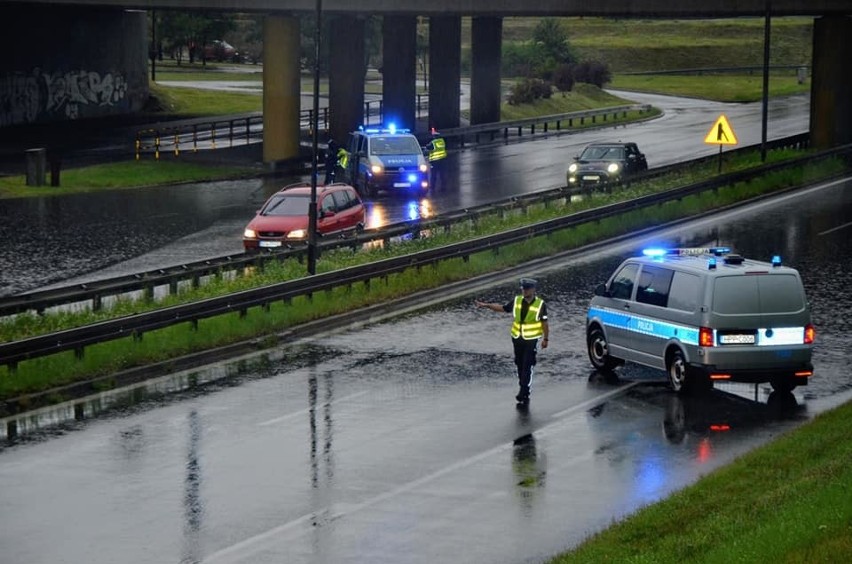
[520,278,538,289]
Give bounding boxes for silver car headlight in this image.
[568,163,578,173]
[243,229,257,238]
[607,163,620,174]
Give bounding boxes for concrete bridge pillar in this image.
[382,16,417,130]
[470,16,503,125]
[810,15,852,149]
[329,15,366,144]
[428,16,462,131]
[263,15,301,166]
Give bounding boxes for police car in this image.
[586,247,815,394]
[345,125,430,198]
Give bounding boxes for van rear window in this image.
[713,274,804,314]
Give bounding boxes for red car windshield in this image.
[261,194,310,216]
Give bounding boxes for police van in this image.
[586,247,815,394]
[345,125,430,198]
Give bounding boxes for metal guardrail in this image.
[439,105,653,148]
[3,136,849,369]
[0,133,812,320]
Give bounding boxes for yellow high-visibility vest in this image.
[337,148,349,169]
[427,137,447,162]
[511,296,544,340]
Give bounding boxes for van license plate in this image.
[720,334,755,344]
[582,175,600,181]
[393,182,411,188]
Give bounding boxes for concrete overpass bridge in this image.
[3,1,852,166]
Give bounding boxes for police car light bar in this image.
[771,255,782,267]
[641,247,732,258]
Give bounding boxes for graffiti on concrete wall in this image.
[0,68,129,126]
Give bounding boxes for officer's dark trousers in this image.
[512,337,538,398]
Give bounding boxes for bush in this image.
[507,78,553,105]
[572,60,612,88]
[552,64,575,92]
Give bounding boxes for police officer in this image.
[475,278,550,405]
[424,128,447,190]
[324,139,340,184]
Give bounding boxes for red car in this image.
[243,182,366,252]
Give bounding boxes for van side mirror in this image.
[594,283,609,297]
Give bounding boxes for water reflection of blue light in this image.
[407,201,419,221]
[635,452,666,501]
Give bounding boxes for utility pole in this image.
[307,0,323,275]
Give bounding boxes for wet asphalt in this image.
[1,178,850,564]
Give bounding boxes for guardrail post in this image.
[74,403,84,420]
[556,120,561,131]
[169,279,178,296]
[92,294,102,312]
[133,330,143,342]
[211,123,217,150]
[6,420,17,440]
[174,132,180,157]
[145,284,154,302]
[193,125,198,152]
[74,347,84,360]
[229,121,234,147]
[155,131,160,161]
[246,118,251,144]
[191,319,198,331]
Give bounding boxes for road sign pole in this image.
[718,144,723,173]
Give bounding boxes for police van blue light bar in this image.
[771,255,782,267]
[641,247,732,258]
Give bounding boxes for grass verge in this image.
[0,150,846,401]
[549,399,852,563]
[0,161,259,199]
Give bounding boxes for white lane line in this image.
[551,380,640,418]
[818,220,852,236]
[257,390,369,426]
[205,381,638,564]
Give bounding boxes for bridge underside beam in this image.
[470,16,503,126]
[382,16,417,130]
[810,15,852,149]
[263,15,301,166]
[329,15,367,144]
[428,16,462,131]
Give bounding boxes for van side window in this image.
[667,271,701,311]
[610,264,638,300]
[636,265,674,307]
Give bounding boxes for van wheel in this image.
[587,327,619,371]
[667,350,689,393]
[668,350,710,395]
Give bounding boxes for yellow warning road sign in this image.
[704,114,738,145]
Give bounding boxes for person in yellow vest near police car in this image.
[424,128,447,190]
[475,278,549,405]
[324,139,350,184]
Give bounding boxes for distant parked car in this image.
[567,141,648,187]
[203,40,241,63]
[243,182,366,252]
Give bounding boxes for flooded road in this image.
[1,178,850,564]
[0,92,810,296]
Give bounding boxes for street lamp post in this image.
[307,0,323,275]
